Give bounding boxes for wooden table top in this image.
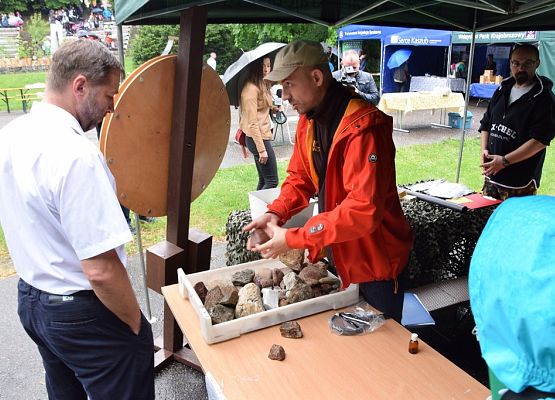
[162,284,489,400]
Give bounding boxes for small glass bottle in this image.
[409,333,419,354]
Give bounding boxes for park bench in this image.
[0,83,45,113]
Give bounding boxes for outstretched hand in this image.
[252,222,290,259]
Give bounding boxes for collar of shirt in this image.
[31,101,85,136]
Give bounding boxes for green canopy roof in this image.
[116,0,555,32]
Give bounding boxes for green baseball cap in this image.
[264,40,329,82]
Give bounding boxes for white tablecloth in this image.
[409,76,466,93]
[378,92,465,114]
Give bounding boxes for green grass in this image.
[1,137,554,278]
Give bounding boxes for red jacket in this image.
[267,99,413,288]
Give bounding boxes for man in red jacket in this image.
[245,41,412,322]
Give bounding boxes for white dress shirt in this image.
[0,102,132,294]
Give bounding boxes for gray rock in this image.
[268,344,286,361]
[231,269,255,286]
[280,321,303,338]
[204,286,223,309]
[282,271,302,291]
[208,304,235,325]
[319,276,341,286]
[219,286,239,307]
[193,281,208,304]
[235,283,265,318]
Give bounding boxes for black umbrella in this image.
[222,42,286,107]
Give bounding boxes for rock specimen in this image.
[208,304,235,324]
[235,283,265,318]
[280,321,303,338]
[219,285,239,307]
[249,228,270,246]
[204,286,223,310]
[272,268,284,287]
[299,264,328,286]
[282,271,302,291]
[279,249,305,271]
[231,269,255,286]
[253,268,273,288]
[193,281,208,304]
[268,344,286,361]
[286,282,314,304]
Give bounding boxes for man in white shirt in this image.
[207,51,217,71]
[0,39,154,400]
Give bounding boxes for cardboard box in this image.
[495,75,503,85]
[177,259,359,344]
[249,187,317,228]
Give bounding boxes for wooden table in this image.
[378,91,465,132]
[162,284,489,399]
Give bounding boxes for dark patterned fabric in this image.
[482,179,536,200]
[401,199,496,289]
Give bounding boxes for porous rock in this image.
[268,344,286,361]
[208,304,235,325]
[231,269,255,286]
[280,321,303,339]
[193,281,208,304]
[235,283,265,318]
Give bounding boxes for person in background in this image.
[455,60,466,78]
[325,46,338,71]
[245,41,412,322]
[484,54,497,75]
[207,52,217,71]
[359,49,368,72]
[393,61,409,92]
[240,56,279,190]
[332,49,380,105]
[0,39,154,399]
[479,43,555,200]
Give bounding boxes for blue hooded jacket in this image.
[469,196,555,393]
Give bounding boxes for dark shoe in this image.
[139,216,156,223]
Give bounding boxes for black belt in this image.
[47,290,94,303]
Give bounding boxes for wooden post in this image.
[145,6,208,371]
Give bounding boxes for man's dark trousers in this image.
[17,279,154,400]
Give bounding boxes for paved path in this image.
[0,102,486,399]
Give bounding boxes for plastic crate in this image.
[448,111,473,129]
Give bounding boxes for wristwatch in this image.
[501,156,510,166]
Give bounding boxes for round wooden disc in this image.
[103,56,230,217]
[100,55,173,154]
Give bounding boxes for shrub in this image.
[129,25,179,65]
[18,13,49,59]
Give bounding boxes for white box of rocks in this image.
[177,257,359,344]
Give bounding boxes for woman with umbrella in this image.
[239,56,279,190]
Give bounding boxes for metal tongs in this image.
[336,312,382,328]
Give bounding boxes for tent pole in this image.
[447,43,452,77]
[455,12,477,183]
[117,23,125,77]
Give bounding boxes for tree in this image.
[129,25,180,65]
[230,23,334,50]
[204,24,241,74]
[19,13,49,58]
